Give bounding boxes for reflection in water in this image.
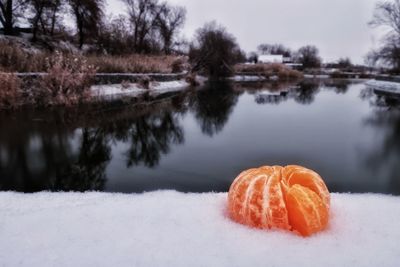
[255,92,289,105]
[121,112,184,168]
[254,81,320,105]
[254,80,355,106]
[0,80,400,194]
[55,129,110,191]
[293,81,320,105]
[361,91,400,194]
[191,82,240,136]
[324,80,351,94]
[0,116,75,192]
[0,94,190,191]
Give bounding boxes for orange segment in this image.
[286,184,329,236]
[284,168,330,208]
[264,166,290,230]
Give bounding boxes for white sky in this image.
[106,0,387,64]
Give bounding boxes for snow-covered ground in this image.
[1,192,399,267]
[91,80,190,100]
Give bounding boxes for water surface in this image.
[1,80,399,194]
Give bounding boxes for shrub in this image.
[137,75,152,89]
[35,53,96,106]
[171,58,185,73]
[185,72,199,86]
[0,73,22,109]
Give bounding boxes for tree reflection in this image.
[191,82,239,136]
[0,114,75,192]
[293,81,320,105]
[323,80,352,94]
[53,128,111,191]
[362,107,400,194]
[124,112,184,168]
[0,93,188,192]
[252,81,320,105]
[99,96,187,168]
[0,119,111,192]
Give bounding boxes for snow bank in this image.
[151,80,190,95]
[0,192,399,267]
[365,79,400,94]
[91,80,190,100]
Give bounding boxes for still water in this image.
[1,80,399,194]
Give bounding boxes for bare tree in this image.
[43,0,64,36]
[337,57,353,69]
[0,0,28,35]
[296,45,321,69]
[97,15,135,55]
[366,35,400,71]
[369,0,400,71]
[257,43,292,57]
[155,2,186,54]
[29,0,52,41]
[248,51,258,63]
[68,0,104,49]
[370,0,400,35]
[189,22,243,78]
[122,0,160,53]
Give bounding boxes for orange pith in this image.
[228,165,330,237]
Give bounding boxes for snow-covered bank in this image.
[365,79,400,96]
[304,74,331,79]
[1,192,399,267]
[229,75,267,82]
[91,80,190,100]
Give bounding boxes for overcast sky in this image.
[107,0,386,64]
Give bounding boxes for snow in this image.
[230,75,266,82]
[0,191,399,267]
[151,80,190,95]
[91,80,190,99]
[304,74,331,79]
[91,84,147,98]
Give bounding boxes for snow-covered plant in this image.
[35,52,97,106]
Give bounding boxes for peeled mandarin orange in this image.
[228,165,330,237]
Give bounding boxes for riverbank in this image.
[0,191,399,267]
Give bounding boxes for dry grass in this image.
[87,54,183,74]
[0,40,184,74]
[235,63,303,81]
[0,41,48,72]
[0,72,21,109]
